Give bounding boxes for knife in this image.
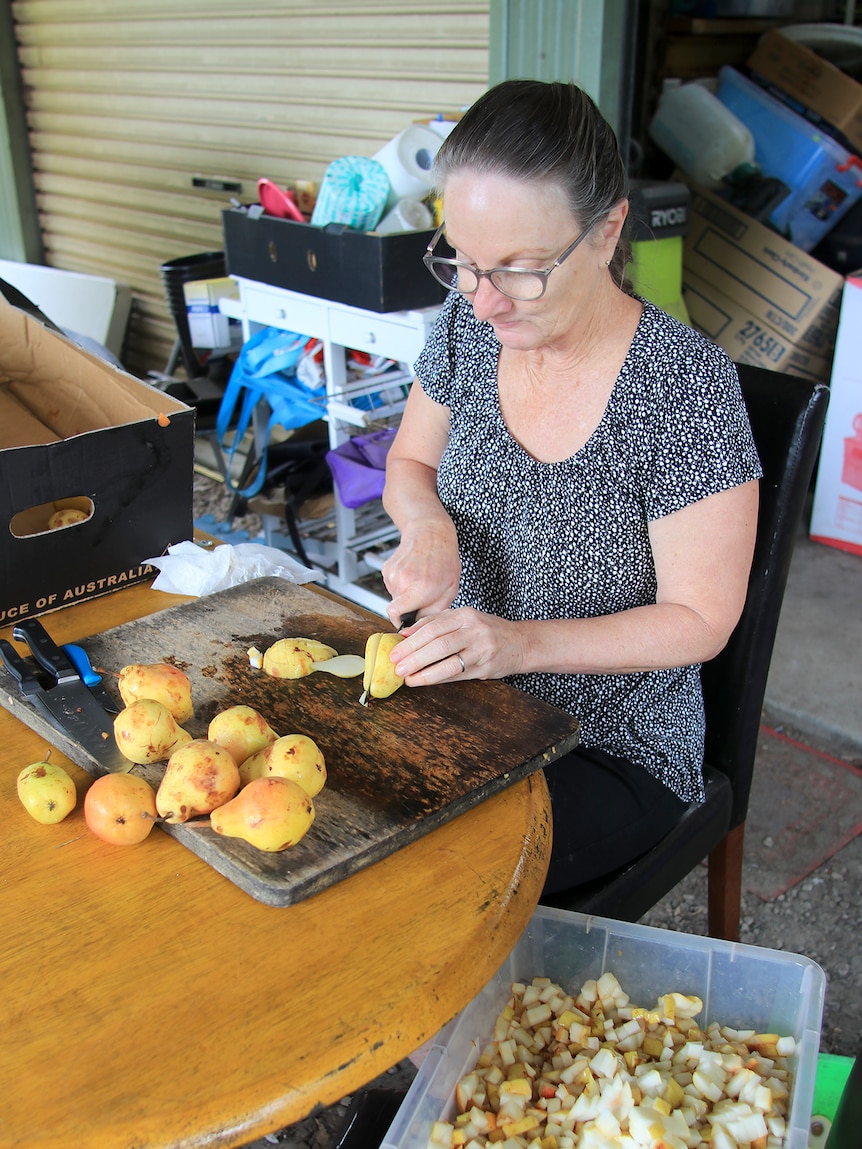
[2,632,130,776]
[397,610,417,632]
[14,620,119,713]
[60,642,120,713]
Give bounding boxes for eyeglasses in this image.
[423,220,597,302]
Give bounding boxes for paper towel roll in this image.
[373,125,442,208]
[310,156,390,232]
[375,197,433,234]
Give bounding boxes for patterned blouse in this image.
[413,293,762,802]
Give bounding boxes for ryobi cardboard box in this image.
[0,292,194,623]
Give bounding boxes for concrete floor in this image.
[765,529,862,754]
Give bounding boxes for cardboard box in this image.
[683,268,833,381]
[811,273,862,555]
[748,28,862,156]
[222,207,447,313]
[0,294,195,623]
[182,276,241,350]
[383,907,825,1149]
[684,183,843,360]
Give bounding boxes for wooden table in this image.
[0,581,554,1149]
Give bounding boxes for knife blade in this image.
[397,610,418,632]
[3,630,129,776]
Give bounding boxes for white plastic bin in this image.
[383,906,825,1149]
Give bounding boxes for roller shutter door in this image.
[12,1,489,376]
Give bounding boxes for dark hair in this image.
[433,79,632,288]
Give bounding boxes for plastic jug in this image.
[649,81,756,189]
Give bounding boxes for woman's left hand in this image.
[392,607,527,685]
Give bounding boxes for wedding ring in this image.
[457,654,466,674]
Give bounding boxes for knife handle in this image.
[12,619,79,684]
[0,639,43,697]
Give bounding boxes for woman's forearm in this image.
[512,601,733,677]
[382,457,455,540]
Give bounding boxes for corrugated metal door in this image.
[12,1,489,376]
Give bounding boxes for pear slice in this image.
[310,654,365,678]
[361,632,405,702]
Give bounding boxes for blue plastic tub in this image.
[717,66,862,251]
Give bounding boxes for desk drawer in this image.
[329,311,428,364]
[240,285,328,339]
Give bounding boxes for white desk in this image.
[223,278,441,613]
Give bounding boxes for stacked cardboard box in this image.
[682,182,841,382]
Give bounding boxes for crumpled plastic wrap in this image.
[144,540,322,597]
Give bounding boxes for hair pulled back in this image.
[433,80,631,288]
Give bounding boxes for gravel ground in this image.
[192,470,861,1149]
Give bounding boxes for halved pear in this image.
[362,632,405,701]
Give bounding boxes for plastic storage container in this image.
[383,906,825,1149]
[648,81,755,188]
[716,66,862,252]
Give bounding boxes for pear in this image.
[84,774,158,845]
[47,508,88,529]
[156,739,241,824]
[241,733,326,797]
[210,776,315,852]
[361,632,405,701]
[113,699,192,765]
[17,760,77,824]
[207,704,279,765]
[118,662,194,724]
[262,637,338,679]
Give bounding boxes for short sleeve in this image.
[638,322,762,520]
[414,292,494,408]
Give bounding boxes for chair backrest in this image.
[700,364,829,829]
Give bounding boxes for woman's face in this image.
[440,170,619,351]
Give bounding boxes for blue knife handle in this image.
[61,643,101,687]
[12,619,79,684]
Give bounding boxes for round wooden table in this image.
[0,583,553,1148]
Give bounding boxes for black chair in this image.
[541,364,830,940]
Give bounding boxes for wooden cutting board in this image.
[2,578,579,905]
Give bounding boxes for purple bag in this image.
[325,428,397,508]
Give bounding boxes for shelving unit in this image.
[221,280,441,615]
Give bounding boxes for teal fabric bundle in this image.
[310,156,390,231]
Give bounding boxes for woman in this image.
[380,79,762,893]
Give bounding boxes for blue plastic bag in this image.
[215,327,326,497]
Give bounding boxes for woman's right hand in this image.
[382,521,461,628]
